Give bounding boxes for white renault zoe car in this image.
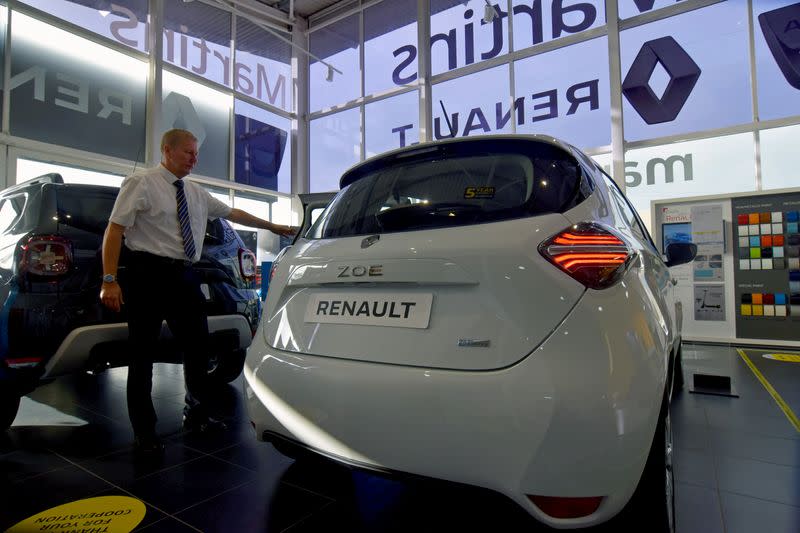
[244,135,695,531]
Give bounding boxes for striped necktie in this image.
[173,180,196,260]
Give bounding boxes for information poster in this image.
[660,205,692,283]
[694,284,725,321]
[691,204,725,282]
[732,191,800,341]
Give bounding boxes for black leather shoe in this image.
[133,435,165,455]
[182,415,227,433]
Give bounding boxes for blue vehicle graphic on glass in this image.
[662,222,692,254]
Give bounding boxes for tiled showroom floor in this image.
[1,343,798,532]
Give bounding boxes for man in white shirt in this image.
[100,128,295,455]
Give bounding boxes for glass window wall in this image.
[310,108,361,192]
[234,99,292,194]
[235,18,292,112]
[309,15,360,112]
[365,0,418,95]
[432,64,511,139]
[19,0,148,53]
[163,0,232,88]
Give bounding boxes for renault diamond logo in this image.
[162,92,207,145]
[759,3,800,90]
[622,36,701,125]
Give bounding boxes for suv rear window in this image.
[56,185,118,235]
[307,139,591,238]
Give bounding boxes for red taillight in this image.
[20,235,73,276]
[5,357,44,369]
[539,222,632,290]
[239,248,256,279]
[528,495,603,519]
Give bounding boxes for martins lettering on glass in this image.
[604,154,694,188]
[108,3,287,108]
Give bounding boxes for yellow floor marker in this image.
[737,349,800,433]
[5,495,146,533]
[762,353,800,363]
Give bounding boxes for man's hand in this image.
[100,282,124,312]
[272,224,299,237]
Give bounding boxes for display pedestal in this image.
[689,373,739,397]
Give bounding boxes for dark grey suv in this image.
[0,173,261,430]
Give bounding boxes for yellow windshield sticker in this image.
[464,186,495,199]
[6,496,146,533]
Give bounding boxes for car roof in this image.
[339,134,578,189]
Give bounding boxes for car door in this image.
[297,192,337,240]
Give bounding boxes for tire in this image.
[207,348,246,384]
[672,348,684,395]
[1,392,21,431]
[611,400,675,532]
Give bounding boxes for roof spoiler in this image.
[2,173,64,194]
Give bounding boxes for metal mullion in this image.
[308,82,423,122]
[146,0,163,166]
[229,10,237,184]
[234,91,295,120]
[309,97,367,120]
[161,63,235,97]
[606,0,625,189]
[622,120,800,151]
[430,25,608,87]
[618,0,723,31]
[359,2,365,161]
[0,131,143,170]
[754,115,800,131]
[293,18,309,195]
[7,0,149,62]
[507,0,516,133]
[746,0,762,191]
[3,7,11,136]
[190,173,289,201]
[417,0,431,143]
[505,26,608,65]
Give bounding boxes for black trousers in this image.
[123,250,212,438]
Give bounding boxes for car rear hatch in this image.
[262,137,597,370]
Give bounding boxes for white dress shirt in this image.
[109,165,231,262]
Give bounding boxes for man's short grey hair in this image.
[161,129,197,151]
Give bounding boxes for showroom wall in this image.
[0,0,297,261]
[306,0,800,230]
[1,0,798,239]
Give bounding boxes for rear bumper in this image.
[42,314,253,378]
[243,283,670,529]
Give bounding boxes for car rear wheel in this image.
[207,349,246,384]
[672,349,684,395]
[0,391,21,431]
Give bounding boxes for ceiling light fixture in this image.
[483,1,498,23]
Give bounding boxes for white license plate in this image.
[304,292,433,329]
[200,283,211,301]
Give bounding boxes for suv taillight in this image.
[538,222,632,290]
[239,248,256,279]
[20,235,73,276]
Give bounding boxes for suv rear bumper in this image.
[243,283,671,528]
[43,314,253,378]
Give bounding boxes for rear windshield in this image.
[307,139,591,239]
[56,185,117,235]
